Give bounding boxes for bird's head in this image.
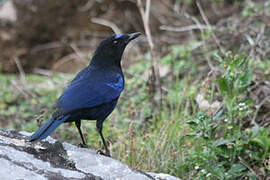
[91,32,141,68]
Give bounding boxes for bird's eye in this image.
[113,40,118,44]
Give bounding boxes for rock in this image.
[147,173,181,180]
[0,129,181,180]
[196,94,221,116]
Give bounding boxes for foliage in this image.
[242,0,270,16]
[215,53,253,122]
[175,51,269,179]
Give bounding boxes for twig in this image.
[185,13,219,74]
[10,79,28,99]
[91,18,122,34]
[137,0,154,49]
[245,34,255,46]
[196,1,224,53]
[137,0,162,108]
[246,24,265,62]
[251,95,270,126]
[13,57,38,99]
[255,24,265,43]
[10,79,36,99]
[14,57,26,83]
[160,24,210,32]
[238,156,259,179]
[145,0,151,28]
[123,69,169,93]
[53,53,81,70]
[79,0,94,12]
[30,41,64,54]
[33,68,54,77]
[70,43,88,65]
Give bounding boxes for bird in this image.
[29,32,141,157]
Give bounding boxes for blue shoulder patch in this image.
[114,34,123,39]
[106,73,124,90]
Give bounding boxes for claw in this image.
[97,149,111,157]
[78,143,88,148]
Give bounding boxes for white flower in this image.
[195,166,200,170]
[206,173,211,177]
[239,102,245,106]
[201,169,206,173]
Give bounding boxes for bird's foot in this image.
[78,143,88,148]
[97,149,111,157]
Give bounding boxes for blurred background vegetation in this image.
[0,0,270,179]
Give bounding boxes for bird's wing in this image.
[55,68,124,116]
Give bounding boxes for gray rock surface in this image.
[0,129,181,180]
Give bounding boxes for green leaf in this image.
[213,139,233,147]
[217,77,230,96]
[251,125,260,138]
[227,163,247,178]
[230,55,245,68]
[251,128,270,152]
[213,109,224,121]
[231,163,246,172]
[214,53,223,63]
[187,119,199,126]
[237,70,253,93]
[247,172,257,180]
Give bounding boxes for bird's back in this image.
[53,65,124,121]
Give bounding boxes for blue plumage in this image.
[29,32,141,157]
[55,68,124,116]
[30,115,70,140]
[114,34,123,39]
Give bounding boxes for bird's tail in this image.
[29,115,70,141]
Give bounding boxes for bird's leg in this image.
[75,120,88,148]
[96,121,110,157]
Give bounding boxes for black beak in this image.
[127,32,142,42]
